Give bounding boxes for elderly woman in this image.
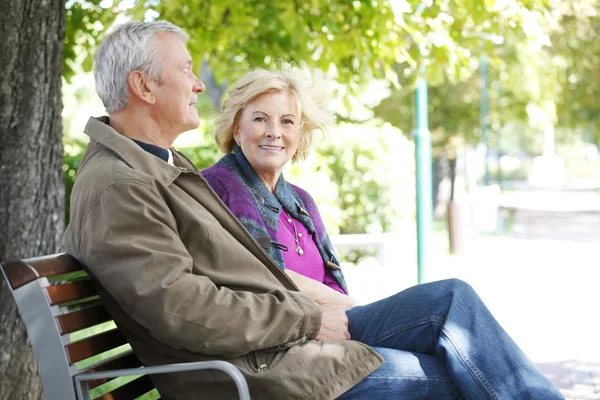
[201,68,562,399]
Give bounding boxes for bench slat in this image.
[66,328,128,364]
[1,253,82,289]
[3,253,165,399]
[95,375,156,400]
[46,280,97,305]
[56,304,112,334]
[85,352,145,389]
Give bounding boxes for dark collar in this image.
[84,116,185,184]
[131,138,169,163]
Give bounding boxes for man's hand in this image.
[315,303,350,341]
[284,269,357,311]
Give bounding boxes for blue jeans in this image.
[339,279,564,399]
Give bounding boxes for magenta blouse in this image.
[277,211,344,293]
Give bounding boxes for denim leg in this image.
[346,279,564,400]
[338,347,463,400]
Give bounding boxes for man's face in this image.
[151,32,205,136]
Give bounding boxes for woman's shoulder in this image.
[201,157,238,184]
[287,182,315,203]
[200,158,247,202]
[287,182,321,216]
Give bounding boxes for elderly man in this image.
[62,21,382,400]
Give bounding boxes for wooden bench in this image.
[0,253,250,400]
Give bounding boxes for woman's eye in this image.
[282,119,294,125]
[254,117,266,122]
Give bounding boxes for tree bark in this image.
[0,0,65,398]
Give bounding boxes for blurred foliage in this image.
[127,0,550,94]
[129,0,400,91]
[177,145,221,171]
[287,122,415,236]
[489,159,532,183]
[547,0,600,144]
[64,0,117,82]
[62,1,600,152]
[287,121,416,263]
[374,0,600,159]
[63,137,89,225]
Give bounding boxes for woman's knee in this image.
[443,278,481,302]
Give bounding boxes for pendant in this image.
[296,245,304,256]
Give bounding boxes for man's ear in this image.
[128,71,156,105]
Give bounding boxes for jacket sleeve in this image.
[76,180,321,357]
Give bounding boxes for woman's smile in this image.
[260,145,285,152]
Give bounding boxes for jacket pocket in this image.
[243,350,275,373]
[251,351,267,372]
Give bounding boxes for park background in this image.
[1,0,599,399]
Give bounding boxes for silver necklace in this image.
[278,212,304,256]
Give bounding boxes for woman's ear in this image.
[128,71,156,105]
[232,126,240,145]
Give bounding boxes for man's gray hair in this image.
[94,21,189,114]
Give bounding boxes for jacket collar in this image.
[84,116,186,184]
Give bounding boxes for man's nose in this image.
[193,76,205,93]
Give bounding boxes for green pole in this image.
[497,82,503,190]
[413,69,432,284]
[481,54,490,185]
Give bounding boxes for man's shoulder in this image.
[73,142,154,201]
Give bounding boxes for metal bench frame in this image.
[1,253,251,400]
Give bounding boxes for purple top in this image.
[277,212,344,293]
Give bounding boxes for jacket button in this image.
[265,204,280,212]
[256,237,271,249]
[306,330,316,339]
[254,194,265,205]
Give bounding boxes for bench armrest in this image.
[74,360,250,400]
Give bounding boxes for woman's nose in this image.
[266,122,282,138]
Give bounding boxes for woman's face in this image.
[234,90,302,189]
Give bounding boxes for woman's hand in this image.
[284,269,357,311]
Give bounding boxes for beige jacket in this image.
[62,117,382,400]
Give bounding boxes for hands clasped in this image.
[284,269,355,341]
[315,303,350,341]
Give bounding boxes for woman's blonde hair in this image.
[214,66,334,162]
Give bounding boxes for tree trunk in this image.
[201,59,227,110]
[431,156,448,218]
[0,0,65,398]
